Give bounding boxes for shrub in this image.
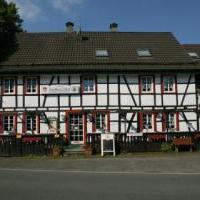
[161,143,173,152]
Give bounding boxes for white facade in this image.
[0,72,198,144]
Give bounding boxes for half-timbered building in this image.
[0,22,200,145]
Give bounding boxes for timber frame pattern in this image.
[0,29,200,144]
[0,72,199,139]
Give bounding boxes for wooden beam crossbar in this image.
[122,75,137,106]
[180,74,192,106]
[126,113,136,133]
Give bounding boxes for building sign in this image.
[127,133,143,137]
[101,133,116,156]
[42,85,80,94]
[47,128,57,134]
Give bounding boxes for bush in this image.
[161,143,173,152]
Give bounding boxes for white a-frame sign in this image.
[101,133,116,157]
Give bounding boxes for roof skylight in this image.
[137,49,152,57]
[188,52,200,59]
[96,50,109,57]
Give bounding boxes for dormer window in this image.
[137,49,151,57]
[188,52,200,59]
[96,50,108,57]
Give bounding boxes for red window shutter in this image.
[37,114,40,134]
[0,113,3,134]
[22,112,26,134]
[162,112,166,132]
[92,113,96,133]
[138,76,142,94]
[176,112,180,131]
[154,113,157,132]
[161,76,164,94]
[65,112,69,142]
[14,112,17,134]
[139,112,143,132]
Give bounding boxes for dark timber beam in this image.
[180,74,192,106]
[122,75,137,106]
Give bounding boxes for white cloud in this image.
[5,0,86,22]
[52,0,84,13]
[6,0,42,21]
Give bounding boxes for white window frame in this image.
[3,78,15,94]
[167,113,175,129]
[143,113,152,130]
[141,76,153,93]
[137,49,151,57]
[96,50,109,57]
[82,76,95,93]
[96,113,106,132]
[188,52,200,59]
[163,76,175,93]
[3,115,14,132]
[26,77,38,94]
[26,114,37,133]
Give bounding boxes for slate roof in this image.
[0,32,195,69]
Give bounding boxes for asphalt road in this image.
[0,154,200,200]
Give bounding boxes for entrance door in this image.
[69,113,84,144]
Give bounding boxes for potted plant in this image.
[83,144,93,157]
[52,145,61,157]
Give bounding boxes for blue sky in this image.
[6,0,200,44]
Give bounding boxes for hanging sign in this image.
[101,133,116,157]
[42,85,80,94]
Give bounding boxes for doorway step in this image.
[63,144,85,157]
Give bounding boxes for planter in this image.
[52,147,61,157]
[83,145,93,157]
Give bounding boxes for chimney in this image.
[66,21,74,33]
[110,23,118,32]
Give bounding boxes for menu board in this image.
[101,133,116,156]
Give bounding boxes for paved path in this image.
[1,153,200,173]
[0,153,200,200]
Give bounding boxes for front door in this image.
[69,113,84,144]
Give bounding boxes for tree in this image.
[0,0,23,32]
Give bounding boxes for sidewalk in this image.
[0,152,200,174]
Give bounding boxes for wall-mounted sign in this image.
[127,132,143,137]
[47,128,57,134]
[42,85,80,94]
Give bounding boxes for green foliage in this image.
[161,143,173,152]
[0,0,23,32]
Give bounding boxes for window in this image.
[137,49,151,57]
[143,113,152,129]
[82,76,95,93]
[166,113,175,129]
[163,76,175,92]
[26,114,36,132]
[188,52,200,59]
[96,50,108,57]
[3,115,14,132]
[3,79,15,94]
[141,76,153,92]
[26,78,37,94]
[96,113,106,131]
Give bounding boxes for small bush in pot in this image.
[52,145,62,157]
[161,143,173,152]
